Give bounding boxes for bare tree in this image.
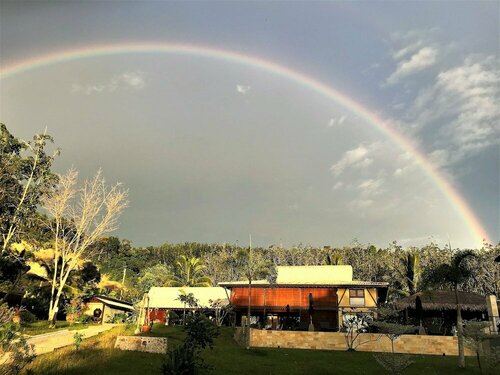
[44,169,128,325]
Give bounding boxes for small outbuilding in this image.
[83,295,134,323]
[395,291,495,335]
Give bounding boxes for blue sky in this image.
[1,1,498,248]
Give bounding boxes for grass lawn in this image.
[23,324,488,374]
[21,320,99,336]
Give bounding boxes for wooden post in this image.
[486,295,499,333]
[263,288,267,326]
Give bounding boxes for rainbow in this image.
[0,42,490,247]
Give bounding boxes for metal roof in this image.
[147,287,229,309]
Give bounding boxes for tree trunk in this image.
[455,286,466,368]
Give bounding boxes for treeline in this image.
[94,238,499,302]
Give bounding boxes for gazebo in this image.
[395,291,491,335]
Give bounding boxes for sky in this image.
[0,1,498,249]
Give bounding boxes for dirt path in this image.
[26,324,115,355]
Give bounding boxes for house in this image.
[219,265,388,331]
[146,287,229,324]
[83,295,134,323]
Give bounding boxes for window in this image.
[349,289,365,306]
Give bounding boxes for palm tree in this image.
[399,250,421,295]
[425,249,476,369]
[166,255,212,287]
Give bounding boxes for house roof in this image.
[219,265,388,288]
[395,291,491,312]
[91,295,134,311]
[147,287,228,309]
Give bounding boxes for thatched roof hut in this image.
[395,291,491,312]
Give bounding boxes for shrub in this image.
[19,310,36,324]
[161,343,200,375]
[184,314,219,349]
[73,332,84,350]
[0,304,35,375]
[76,314,92,324]
[161,313,219,375]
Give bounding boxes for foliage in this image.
[73,332,84,350]
[162,313,219,375]
[64,297,83,315]
[177,290,198,325]
[106,312,129,324]
[137,264,170,293]
[19,309,37,323]
[76,314,92,324]
[0,304,35,375]
[341,313,373,351]
[166,256,212,287]
[184,314,220,350]
[0,124,58,253]
[370,321,416,353]
[161,343,201,375]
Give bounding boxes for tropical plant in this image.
[423,249,476,369]
[161,312,219,375]
[73,332,84,350]
[341,313,373,351]
[177,290,198,325]
[167,256,212,287]
[398,249,421,295]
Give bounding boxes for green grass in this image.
[23,324,490,375]
[20,321,97,336]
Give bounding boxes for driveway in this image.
[26,324,115,355]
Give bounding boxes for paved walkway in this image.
[26,324,115,355]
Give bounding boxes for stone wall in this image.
[249,329,474,356]
[114,336,167,354]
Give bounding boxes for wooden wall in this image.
[230,287,338,310]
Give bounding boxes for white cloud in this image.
[327,115,347,128]
[410,56,500,164]
[120,72,146,89]
[71,71,146,95]
[357,178,385,196]
[392,40,425,60]
[330,145,374,176]
[351,199,374,209]
[236,85,251,94]
[332,181,343,190]
[387,47,438,84]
